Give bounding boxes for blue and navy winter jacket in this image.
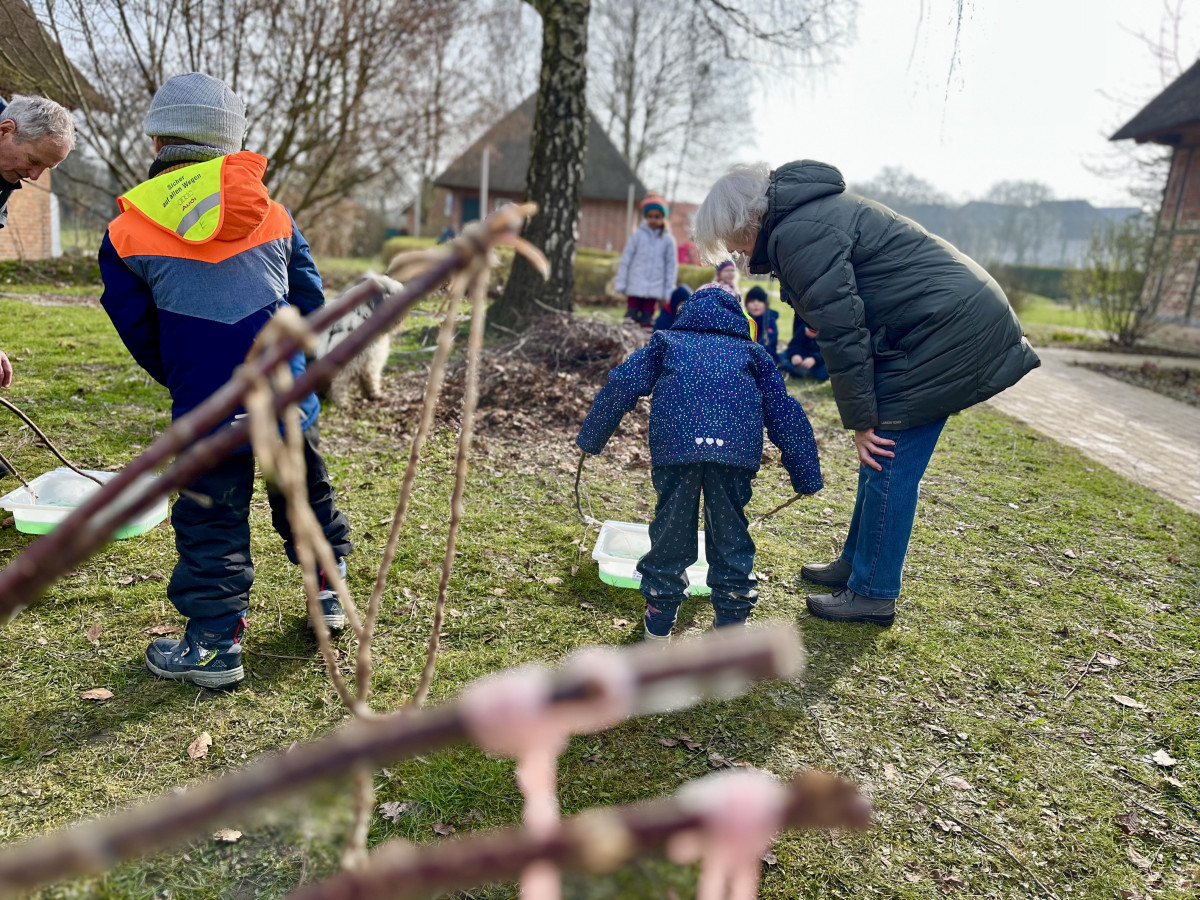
[99,151,324,436]
[577,287,823,494]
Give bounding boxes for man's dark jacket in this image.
[749,161,1039,431]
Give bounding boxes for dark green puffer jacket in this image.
[748,161,1040,431]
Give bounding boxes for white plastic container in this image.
[591,519,710,596]
[0,467,167,539]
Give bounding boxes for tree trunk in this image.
[488,0,590,333]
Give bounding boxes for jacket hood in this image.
[215,152,272,241]
[671,286,752,339]
[748,160,845,274]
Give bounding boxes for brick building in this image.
[0,171,57,260]
[1113,59,1200,323]
[416,96,648,252]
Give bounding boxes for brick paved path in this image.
[987,347,1200,514]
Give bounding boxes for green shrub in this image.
[381,235,438,263]
[0,257,102,286]
[990,264,1075,301]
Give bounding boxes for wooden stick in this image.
[0,626,803,893]
[0,445,33,496]
[750,492,803,528]
[288,770,870,900]
[0,395,102,485]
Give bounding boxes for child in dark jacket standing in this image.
[745,286,780,362]
[577,286,823,640]
[99,74,352,688]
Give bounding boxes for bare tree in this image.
[1076,215,1161,347]
[4,0,470,236]
[982,179,1056,265]
[852,166,950,208]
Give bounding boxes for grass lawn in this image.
[1016,295,1093,331]
[1,296,1198,899]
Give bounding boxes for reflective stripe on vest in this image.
[117,156,226,243]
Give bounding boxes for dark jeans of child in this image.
[624,296,658,328]
[168,424,353,638]
[637,462,758,635]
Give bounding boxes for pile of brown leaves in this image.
[389,314,650,438]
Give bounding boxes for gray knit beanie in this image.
[144,73,245,154]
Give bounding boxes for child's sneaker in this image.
[643,604,676,642]
[312,558,348,632]
[145,618,245,688]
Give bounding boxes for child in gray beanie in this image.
[98,72,353,688]
[143,72,246,177]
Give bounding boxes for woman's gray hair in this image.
[693,162,771,264]
[2,95,76,150]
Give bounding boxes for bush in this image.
[997,265,1074,301]
[381,235,438,263]
[0,257,102,286]
[1075,217,1156,347]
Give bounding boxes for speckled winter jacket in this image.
[614,222,677,301]
[577,287,824,495]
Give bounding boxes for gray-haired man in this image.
[0,94,75,388]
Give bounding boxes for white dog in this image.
[315,273,404,407]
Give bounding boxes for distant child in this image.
[654,284,693,332]
[714,259,740,296]
[615,195,677,329]
[745,286,779,362]
[780,318,829,382]
[577,286,823,640]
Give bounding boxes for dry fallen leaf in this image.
[1152,749,1177,768]
[85,623,103,646]
[570,565,580,576]
[1164,776,1184,789]
[402,587,416,600]
[579,602,595,610]
[761,849,778,866]
[543,575,563,585]
[80,688,113,701]
[659,738,680,747]
[612,618,629,628]
[1115,811,1140,835]
[187,732,213,760]
[143,623,182,636]
[116,575,136,586]
[432,822,456,836]
[447,608,462,618]
[492,588,506,596]
[883,763,899,781]
[377,801,416,823]
[1127,847,1153,870]
[213,828,242,843]
[903,871,923,883]
[1095,652,1123,667]
[1112,694,1146,710]
[944,775,972,791]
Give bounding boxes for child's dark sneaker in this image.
[801,558,852,588]
[643,603,676,642]
[313,557,348,632]
[806,588,895,627]
[145,618,245,688]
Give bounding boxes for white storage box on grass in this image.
[0,467,167,539]
[591,519,711,595]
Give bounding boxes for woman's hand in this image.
[854,428,895,471]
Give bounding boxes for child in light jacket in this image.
[615,195,677,328]
[577,286,823,640]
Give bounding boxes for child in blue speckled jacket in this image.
[577,286,823,641]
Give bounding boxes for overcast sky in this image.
[745,0,1199,207]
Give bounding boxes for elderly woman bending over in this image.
[693,161,1039,628]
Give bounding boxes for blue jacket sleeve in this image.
[98,231,167,386]
[754,348,823,494]
[576,337,664,455]
[286,214,325,315]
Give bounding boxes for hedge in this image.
[990,265,1075,301]
[0,256,102,287]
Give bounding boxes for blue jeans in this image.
[841,418,946,600]
[638,463,758,633]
